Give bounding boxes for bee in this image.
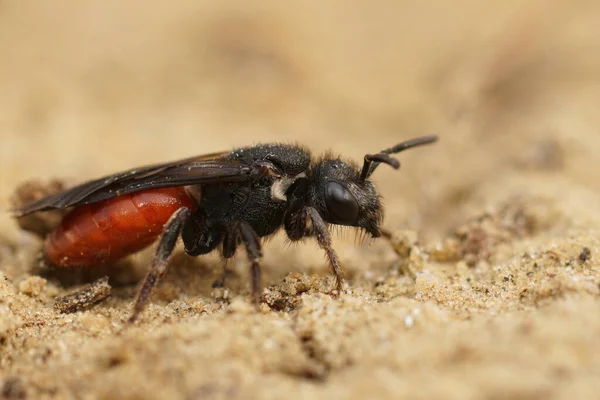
[14,136,438,321]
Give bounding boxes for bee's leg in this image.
[380,228,393,240]
[128,207,191,323]
[305,207,347,294]
[182,213,221,256]
[217,225,240,289]
[211,262,231,289]
[222,222,263,305]
[380,228,416,279]
[238,222,263,305]
[283,207,309,241]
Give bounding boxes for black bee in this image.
[14,135,438,321]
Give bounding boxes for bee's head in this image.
[308,136,438,238]
[309,157,383,237]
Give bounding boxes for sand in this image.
[1,1,600,399]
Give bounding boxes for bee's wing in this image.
[13,151,252,216]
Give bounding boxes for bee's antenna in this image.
[359,135,439,181]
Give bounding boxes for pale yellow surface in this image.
[1,1,600,399]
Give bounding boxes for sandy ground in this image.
[2,1,600,399]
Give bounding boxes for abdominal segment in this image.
[44,188,195,267]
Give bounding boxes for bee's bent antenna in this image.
[359,135,438,181]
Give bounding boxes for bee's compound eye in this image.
[324,181,359,225]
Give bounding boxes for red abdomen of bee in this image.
[44,187,195,267]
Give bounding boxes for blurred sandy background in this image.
[2,1,600,399]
